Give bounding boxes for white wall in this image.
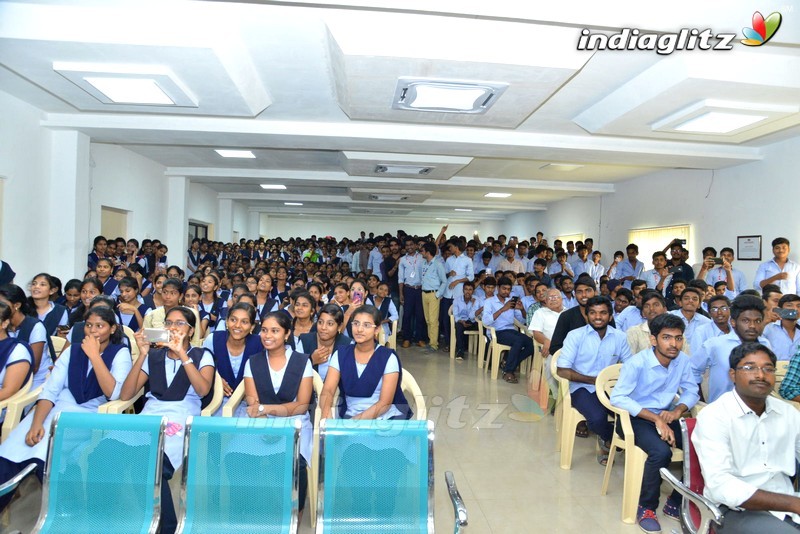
[504,211,545,242]
[0,90,51,285]
[187,182,219,236]
[262,215,482,241]
[536,135,800,286]
[90,143,167,242]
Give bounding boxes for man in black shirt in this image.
[550,276,616,354]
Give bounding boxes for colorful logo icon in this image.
[741,11,782,46]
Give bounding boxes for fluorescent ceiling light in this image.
[454,208,473,212]
[260,184,287,190]
[393,78,508,114]
[540,163,584,172]
[54,63,197,107]
[83,77,173,105]
[284,202,303,206]
[485,192,511,198]
[375,164,434,175]
[673,112,767,134]
[436,217,449,220]
[215,150,256,159]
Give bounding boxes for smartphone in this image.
[712,257,724,265]
[775,307,798,320]
[510,296,519,306]
[668,266,681,274]
[144,328,170,344]
[352,290,364,306]
[678,239,687,245]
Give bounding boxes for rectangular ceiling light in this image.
[673,112,768,134]
[485,192,511,198]
[393,77,508,114]
[454,208,473,212]
[83,77,174,105]
[436,217,449,220]
[539,163,584,172]
[260,184,287,190]
[375,164,434,175]
[215,150,256,159]
[284,202,303,206]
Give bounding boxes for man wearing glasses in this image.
[691,295,732,355]
[691,295,771,403]
[693,342,800,533]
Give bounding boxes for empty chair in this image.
[176,416,301,534]
[316,419,466,533]
[31,411,167,533]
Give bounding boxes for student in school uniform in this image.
[320,304,412,420]
[123,307,215,534]
[0,284,51,389]
[115,277,148,332]
[94,258,120,298]
[0,306,131,511]
[367,281,399,343]
[0,300,33,416]
[297,303,353,381]
[255,274,280,322]
[28,273,69,356]
[288,291,317,349]
[86,235,108,270]
[201,302,262,416]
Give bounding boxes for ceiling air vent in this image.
[375,164,433,175]
[370,194,409,201]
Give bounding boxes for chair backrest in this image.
[122,325,139,359]
[401,370,427,420]
[595,364,625,430]
[49,336,66,359]
[317,419,434,534]
[33,412,166,534]
[177,416,301,534]
[775,360,790,389]
[550,350,569,403]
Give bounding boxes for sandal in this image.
[502,372,518,384]
[575,421,589,438]
[597,452,609,466]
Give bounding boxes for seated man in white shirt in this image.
[529,288,564,398]
[693,342,800,533]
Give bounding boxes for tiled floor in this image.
[2,344,683,533]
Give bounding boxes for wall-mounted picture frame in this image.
[737,235,762,261]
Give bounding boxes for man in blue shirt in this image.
[557,295,631,457]
[610,313,699,533]
[692,295,771,403]
[482,276,534,383]
[762,294,800,360]
[420,242,448,351]
[615,243,645,289]
[399,237,426,348]
[452,281,481,360]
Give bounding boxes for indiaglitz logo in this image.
[577,11,783,54]
[741,11,782,46]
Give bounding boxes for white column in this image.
[165,175,189,264]
[217,198,233,243]
[49,130,91,282]
[248,211,261,239]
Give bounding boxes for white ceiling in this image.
[1,0,798,224]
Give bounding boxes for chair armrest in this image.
[1,384,43,443]
[200,373,224,416]
[659,467,723,532]
[445,471,468,533]
[221,381,246,417]
[0,462,37,499]
[98,388,143,414]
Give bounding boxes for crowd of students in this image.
[0,229,799,533]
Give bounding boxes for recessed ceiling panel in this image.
[339,151,471,179]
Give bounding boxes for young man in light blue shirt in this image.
[615,243,645,289]
[557,296,631,458]
[420,242,448,351]
[610,313,699,533]
[482,276,533,384]
[452,281,481,360]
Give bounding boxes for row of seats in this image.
[549,348,796,532]
[0,412,468,533]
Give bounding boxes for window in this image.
[555,233,585,248]
[628,225,691,267]
[188,222,208,242]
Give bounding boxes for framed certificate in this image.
[737,235,762,261]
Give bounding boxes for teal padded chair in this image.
[31,411,167,534]
[316,419,467,533]
[176,416,301,534]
